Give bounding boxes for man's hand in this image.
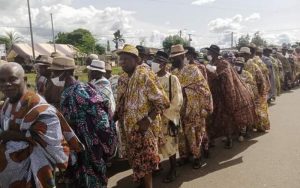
[137,117,152,133]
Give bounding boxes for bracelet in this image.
[147,116,153,124]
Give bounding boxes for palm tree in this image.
[1,31,23,50]
[112,30,125,50]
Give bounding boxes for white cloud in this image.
[208,14,243,33]
[192,0,216,6]
[245,13,261,22]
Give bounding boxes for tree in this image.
[237,34,250,50]
[251,31,267,47]
[0,31,22,50]
[112,30,125,50]
[162,35,189,53]
[95,44,106,55]
[55,28,96,54]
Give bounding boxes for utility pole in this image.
[188,34,192,46]
[231,32,234,48]
[179,30,182,38]
[27,0,35,59]
[50,13,56,52]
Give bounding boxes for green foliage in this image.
[237,34,250,50]
[55,28,96,54]
[112,30,125,50]
[251,32,267,47]
[162,35,189,53]
[95,44,106,55]
[0,31,22,50]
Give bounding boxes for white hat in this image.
[87,60,106,73]
[239,47,251,55]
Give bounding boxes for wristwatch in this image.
[147,116,153,124]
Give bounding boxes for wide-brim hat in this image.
[48,56,76,70]
[35,55,53,66]
[87,60,106,73]
[185,46,197,55]
[239,47,251,55]
[169,44,188,58]
[117,44,139,58]
[205,45,220,55]
[155,50,169,63]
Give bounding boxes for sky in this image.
[0,0,300,49]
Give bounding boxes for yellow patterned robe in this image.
[172,64,213,159]
[115,65,169,181]
[247,58,270,131]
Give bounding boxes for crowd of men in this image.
[0,42,300,188]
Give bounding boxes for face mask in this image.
[207,55,213,61]
[146,60,153,67]
[272,50,277,54]
[151,62,161,73]
[51,73,65,87]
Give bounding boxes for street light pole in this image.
[27,0,35,59]
[50,13,56,52]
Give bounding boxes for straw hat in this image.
[239,47,251,55]
[87,60,106,73]
[35,55,52,66]
[48,56,76,70]
[117,44,139,58]
[169,44,188,58]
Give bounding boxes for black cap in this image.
[205,45,220,55]
[155,50,169,62]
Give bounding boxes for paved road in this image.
[108,88,300,188]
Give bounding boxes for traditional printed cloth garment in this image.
[157,72,183,158]
[253,56,271,130]
[294,53,300,78]
[109,75,120,100]
[253,56,271,95]
[245,59,270,130]
[239,70,255,97]
[262,56,276,100]
[60,81,117,188]
[270,57,282,96]
[191,62,208,80]
[172,64,213,159]
[115,65,169,181]
[245,59,267,99]
[207,59,257,139]
[0,91,82,188]
[91,77,116,119]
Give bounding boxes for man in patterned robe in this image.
[0,62,83,188]
[114,44,169,188]
[170,44,213,169]
[206,45,257,149]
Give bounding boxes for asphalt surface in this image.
[108,88,300,188]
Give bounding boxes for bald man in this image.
[0,63,83,187]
